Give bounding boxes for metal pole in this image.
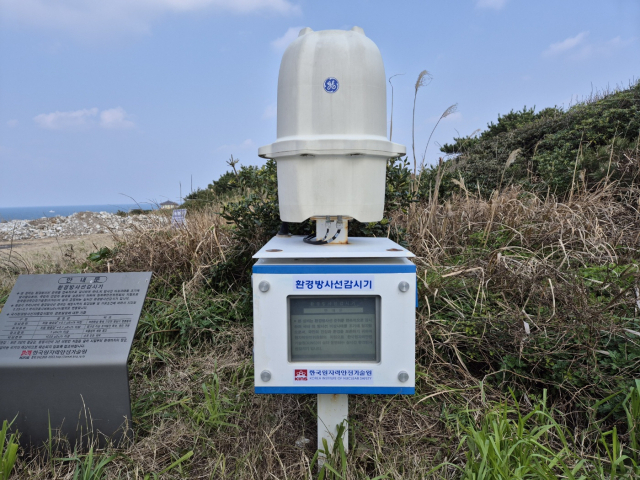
[317,394,348,465]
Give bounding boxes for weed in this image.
[0,420,19,480]
[57,448,116,480]
[182,372,238,432]
[143,450,194,479]
[453,391,585,479]
[622,380,640,464]
[309,423,350,480]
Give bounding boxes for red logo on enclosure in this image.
[294,369,308,381]
[21,350,32,356]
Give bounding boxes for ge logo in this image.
[323,77,339,93]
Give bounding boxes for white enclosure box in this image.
[252,236,416,394]
[258,27,405,223]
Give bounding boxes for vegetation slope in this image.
[0,81,639,479]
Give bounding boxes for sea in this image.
[0,203,156,221]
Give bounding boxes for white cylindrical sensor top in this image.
[258,28,406,223]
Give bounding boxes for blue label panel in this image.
[255,386,415,395]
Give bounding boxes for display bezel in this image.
[287,295,381,363]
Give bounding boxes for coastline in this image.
[0,204,155,222]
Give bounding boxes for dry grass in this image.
[408,182,640,265]
[13,328,469,479]
[403,182,640,415]
[0,207,233,297]
[106,208,233,292]
[0,236,113,295]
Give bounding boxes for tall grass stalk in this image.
[388,73,404,142]
[412,70,432,178]
[420,103,458,172]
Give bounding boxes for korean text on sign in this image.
[293,278,374,291]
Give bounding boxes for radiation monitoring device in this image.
[252,26,414,455]
[253,238,416,395]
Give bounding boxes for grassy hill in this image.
[425,80,640,198]
[0,82,639,479]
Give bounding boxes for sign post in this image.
[317,394,348,458]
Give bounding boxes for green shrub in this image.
[426,81,640,198]
[200,156,414,294]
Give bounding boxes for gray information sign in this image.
[0,272,152,448]
[289,296,379,362]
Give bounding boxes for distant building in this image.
[160,201,179,210]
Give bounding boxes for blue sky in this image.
[0,0,638,207]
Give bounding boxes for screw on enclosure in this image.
[398,281,410,292]
[398,371,409,383]
[258,281,270,292]
[260,370,272,382]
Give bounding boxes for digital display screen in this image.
[289,296,379,362]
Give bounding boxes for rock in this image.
[295,437,311,448]
[0,211,168,241]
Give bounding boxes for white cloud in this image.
[100,107,135,129]
[34,107,135,130]
[543,32,634,60]
[262,104,277,119]
[34,108,99,130]
[217,138,255,152]
[6,120,19,127]
[271,26,305,51]
[2,0,300,39]
[582,35,636,59]
[158,0,298,14]
[543,31,589,57]
[475,0,508,10]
